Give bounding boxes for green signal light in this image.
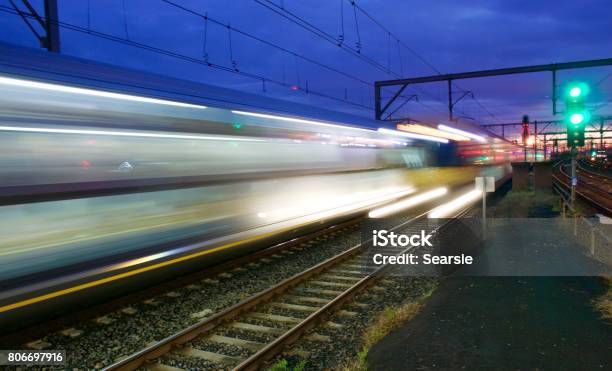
[232,123,242,129]
[569,86,582,97]
[569,113,585,125]
[566,82,590,98]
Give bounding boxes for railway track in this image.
[105,211,453,371]
[553,161,612,216]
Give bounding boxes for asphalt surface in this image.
[368,275,610,370]
[368,195,611,370]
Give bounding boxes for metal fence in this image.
[557,192,612,267]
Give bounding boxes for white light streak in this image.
[0,76,207,109]
[397,124,470,141]
[368,187,448,218]
[232,110,374,133]
[0,125,262,142]
[438,124,486,142]
[428,189,483,218]
[377,128,449,144]
[257,187,415,221]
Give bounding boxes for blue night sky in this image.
[1,0,611,131]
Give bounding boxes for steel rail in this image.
[233,210,463,371]
[105,205,467,371]
[553,162,612,215]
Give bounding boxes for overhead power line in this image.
[345,0,501,123]
[254,0,450,119]
[0,4,373,111]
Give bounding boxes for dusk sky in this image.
[1,0,611,134]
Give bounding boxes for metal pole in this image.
[600,118,605,149]
[570,146,577,211]
[533,120,538,161]
[447,79,453,122]
[374,84,381,120]
[44,0,60,53]
[552,70,557,115]
[590,227,596,255]
[482,192,486,241]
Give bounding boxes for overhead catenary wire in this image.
[254,0,498,123]
[121,0,130,40]
[161,0,418,105]
[346,0,501,123]
[0,5,372,111]
[254,0,449,119]
[162,0,382,95]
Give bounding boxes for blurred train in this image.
[0,43,522,327]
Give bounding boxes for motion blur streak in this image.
[0,76,207,109]
[378,128,450,143]
[438,124,486,142]
[0,46,516,315]
[231,110,374,133]
[397,124,470,141]
[428,189,483,218]
[368,187,448,218]
[0,125,263,142]
[257,186,415,221]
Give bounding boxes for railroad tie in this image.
[206,334,265,351]
[310,280,353,288]
[247,312,302,324]
[231,322,285,335]
[147,363,185,371]
[271,302,319,312]
[337,310,359,317]
[328,269,364,275]
[177,347,244,365]
[284,295,329,305]
[304,333,331,342]
[302,288,344,296]
[321,274,361,282]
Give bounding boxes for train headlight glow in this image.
[368,187,448,218]
[0,76,207,109]
[428,189,483,218]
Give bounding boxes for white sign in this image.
[475,177,495,192]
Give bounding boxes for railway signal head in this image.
[565,82,590,147]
